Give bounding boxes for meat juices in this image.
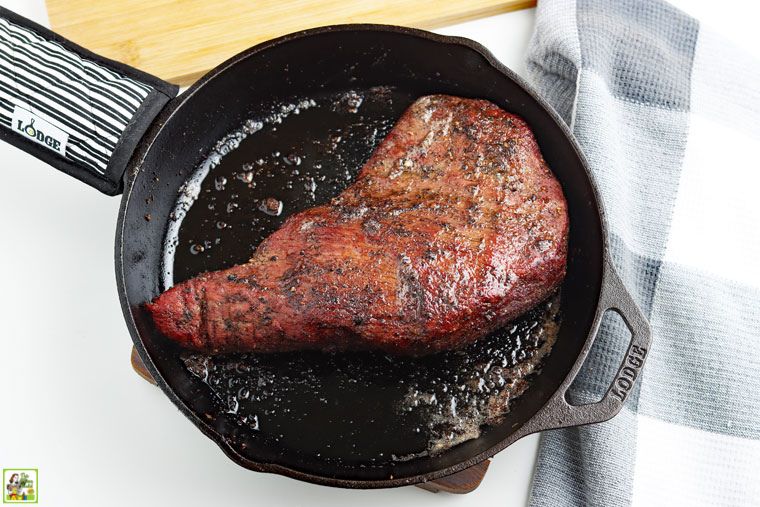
[146,95,569,355]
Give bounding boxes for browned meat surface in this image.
[146,95,569,355]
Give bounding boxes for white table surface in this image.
[0,1,756,506]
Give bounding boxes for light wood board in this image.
[46,0,534,86]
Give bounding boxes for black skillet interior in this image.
[118,26,604,484]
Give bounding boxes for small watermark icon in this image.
[3,469,37,504]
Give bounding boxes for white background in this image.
[0,1,756,506]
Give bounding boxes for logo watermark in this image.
[3,469,37,504]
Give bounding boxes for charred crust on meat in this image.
[147,95,569,355]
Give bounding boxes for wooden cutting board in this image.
[46,0,534,86]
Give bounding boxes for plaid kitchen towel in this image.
[526,0,760,505]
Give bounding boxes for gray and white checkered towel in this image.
[526,0,760,505]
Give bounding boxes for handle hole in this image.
[565,309,632,405]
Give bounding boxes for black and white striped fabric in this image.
[0,16,151,175]
[0,8,177,194]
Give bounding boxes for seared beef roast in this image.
[146,95,569,355]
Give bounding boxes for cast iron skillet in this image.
[0,8,650,488]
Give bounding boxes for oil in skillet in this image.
[168,86,401,285]
[182,294,559,465]
[165,86,560,467]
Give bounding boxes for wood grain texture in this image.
[129,345,489,492]
[415,459,491,493]
[130,346,157,385]
[46,0,534,85]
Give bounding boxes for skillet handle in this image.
[0,8,178,195]
[521,256,651,433]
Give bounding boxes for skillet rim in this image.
[115,23,610,488]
